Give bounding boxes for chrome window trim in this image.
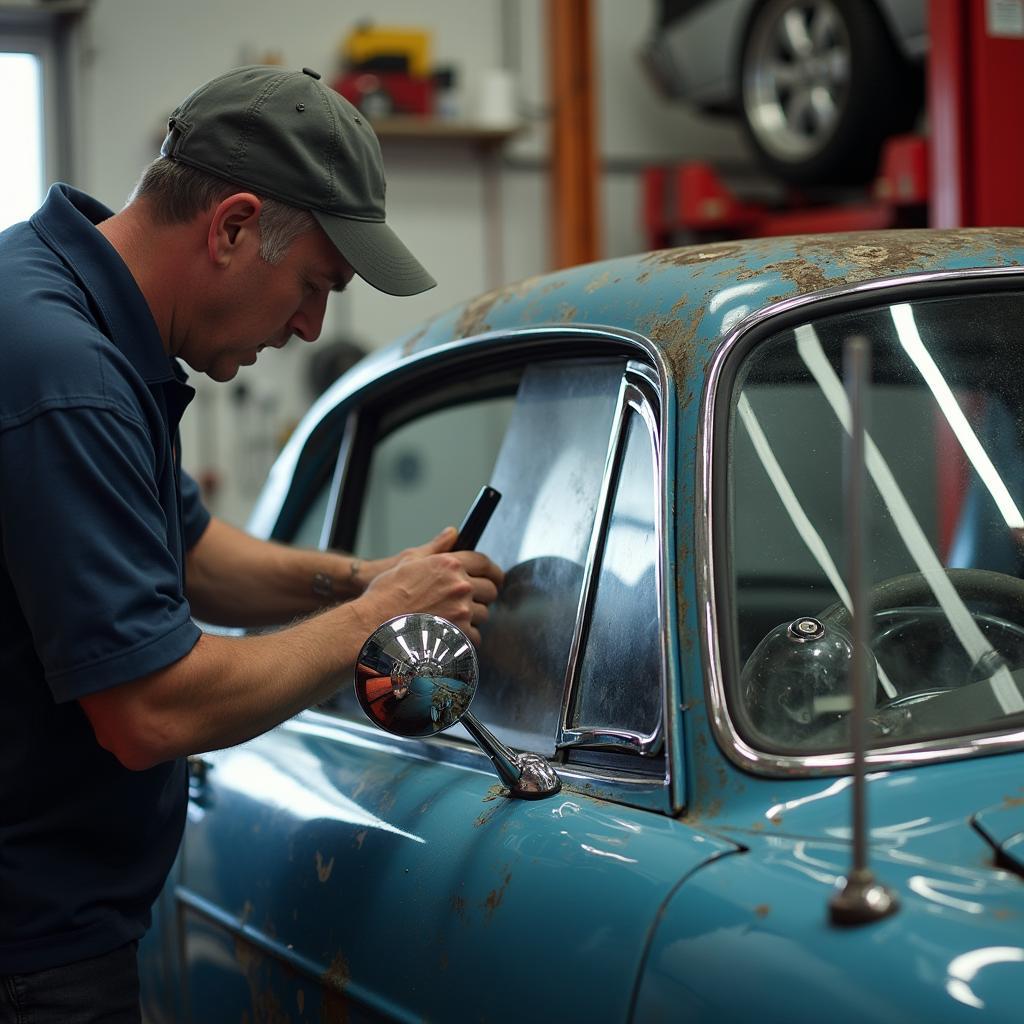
[317,409,357,551]
[557,374,629,747]
[698,266,1024,777]
[273,326,679,815]
[289,711,669,813]
[557,372,665,756]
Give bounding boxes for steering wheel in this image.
[819,568,1024,629]
[818,568,1024,699]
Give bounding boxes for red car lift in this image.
[644,0,1024,246]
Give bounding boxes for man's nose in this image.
[289,292,329,343]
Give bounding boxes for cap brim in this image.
[313,211,436,296]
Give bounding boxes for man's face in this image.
[189,223,356,382]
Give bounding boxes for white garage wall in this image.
[69,0,747,525]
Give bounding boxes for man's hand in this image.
[359,525,461,583]
[359,540,504,647]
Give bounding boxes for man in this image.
[0,65,503,1021]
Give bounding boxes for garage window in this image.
[0,7,78,231]
[0,52,44,230]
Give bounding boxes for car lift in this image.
[644,0,1024,245]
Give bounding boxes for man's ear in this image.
[207,193,262,267]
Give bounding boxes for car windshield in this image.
[727,289,1024,755]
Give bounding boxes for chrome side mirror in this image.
[355,613,561,800]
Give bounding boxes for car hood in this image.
[709,751,1024,882]
[637,825,1024,1023]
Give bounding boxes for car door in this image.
[171,338,736,1023]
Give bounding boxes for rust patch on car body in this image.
[669,294,691,318]
[642,306,702,392]
[484,872,512,921]
[474,801,505,828]
[234,937,293,1024]
[315,851,334,883]
[642,230,1024,321]
[399,318,435,356]
[794,228,1024,277]
[641,242,743,268]
[321,953,350,1024]
[754,904,771,918]
[454,288,505,339]
[682,727,729,824]
[451,273,567,340]
[753,257,831,295]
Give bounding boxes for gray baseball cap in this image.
[160,65,436,296]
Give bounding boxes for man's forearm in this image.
[81,592,391,770]
[185,516,367,627]
[81,527,501,772]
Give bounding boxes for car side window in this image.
[353,398,516,559]
[471,359,626,754]
[290,480,332,549]
[318,354,627,755]
[569,403,661,745]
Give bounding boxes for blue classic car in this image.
[141,230,1024,1022]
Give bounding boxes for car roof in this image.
[250,229,1024,537]
[390,228,1024,384]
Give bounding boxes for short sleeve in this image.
[0,403,201,702]
[181,468,211,550]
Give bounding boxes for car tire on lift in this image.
[737,0,923,186]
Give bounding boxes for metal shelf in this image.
[369,117,522,145]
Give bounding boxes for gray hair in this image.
[130,157,318,265]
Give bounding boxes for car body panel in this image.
[634,831,1024,1023]
[170,715,738,1022]
[141,228,1024,1021]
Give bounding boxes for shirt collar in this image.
[30,183,177,385]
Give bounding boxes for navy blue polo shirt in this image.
[0,184,211,973]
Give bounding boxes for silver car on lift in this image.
[643,0,926,184]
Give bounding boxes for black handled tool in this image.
[452,486,501,551]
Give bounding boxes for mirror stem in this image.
[462,712,561,800]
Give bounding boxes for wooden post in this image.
[547,0,601,268]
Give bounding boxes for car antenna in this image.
[829,334,900,926]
